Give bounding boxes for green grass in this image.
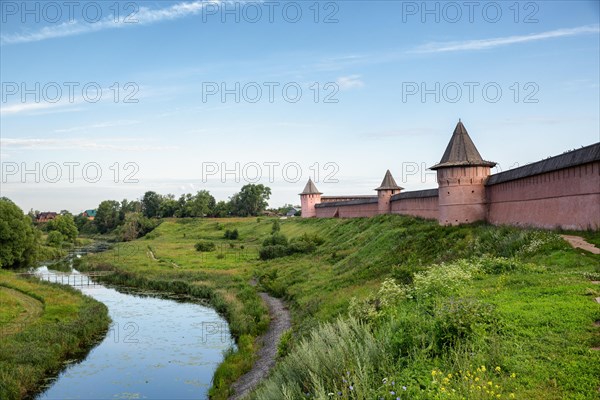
[0,270,110,400]
[76,215,599,399]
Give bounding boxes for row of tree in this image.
[78,184,273,235]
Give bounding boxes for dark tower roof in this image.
[430,121,496,170]
[375,170,403,191]
[300,178,322,195]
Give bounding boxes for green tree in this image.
[141,191,163,218]
[212,201,230,217]
[0,198,39,269]
[95,200,121,233]
[47,214,78,242]
[183,191,216,217]
[159,195,180,218]
[46,231,64,247]
[229,184,271,216]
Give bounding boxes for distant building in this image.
[286,207,301,217]
[82,209,97,220]
[37,212,58,223]
[300,121,600,230]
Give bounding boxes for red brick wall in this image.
[315,202,379,218]
[486,162,600,230]
[390,196,438,220]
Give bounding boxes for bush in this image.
[412,259,480,299]
[251,318,385,400]
[46,231,64,247]
[433,297,497,350]
[263,232,288,247]
[195,240,216,252]
[259,245,289,260]
[224,229,239,240]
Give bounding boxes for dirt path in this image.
[0,286,44,336]
[229,290,291,399]
[560,235,600,255]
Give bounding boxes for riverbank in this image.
[79,216,600,399]
[0,269,110,399]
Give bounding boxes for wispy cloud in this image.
[0,138,178,152]
[0,101,76,116]
[54,120,140,133]
[413,25,600,54]
[1,0,221,45]
[336,75,365,90]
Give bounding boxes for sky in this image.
[1,0,599,213]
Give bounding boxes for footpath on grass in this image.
[229,283,291,400]
[560,235,600,255]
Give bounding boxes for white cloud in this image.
[1,0,221,45]
[0,137,178,152]
[336,75,365,90]
[413,25,600,53]
[54,120,140,133]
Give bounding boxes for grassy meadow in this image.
[0,270,110,400]
[76,215,600,399]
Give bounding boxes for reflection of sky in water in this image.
[36,267,234,400]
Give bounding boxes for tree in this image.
[229,184,271,216]
[46,231,64,247]
[212,201,230,217]
[159,196,180,218]
[184,190,216,217]
[119,212,158,241]
[95,200,121,233]
[0,198,39,269]
[47,214,78,242]
[141,191,163,218]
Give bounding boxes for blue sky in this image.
[1,0,599,213]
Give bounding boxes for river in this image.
[34,265,234,400]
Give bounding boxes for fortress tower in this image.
[300,178,322,218]
[375,170,403,214]
[430,121,496,225]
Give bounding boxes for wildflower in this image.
[481,366,486,372]
[349,386,353,391]
[382,378,388,384]
[509,394,515,398]
[447,373,453,379]
[495,366,501,372]
[432,370,437,377]
[487,381,493,386]
[510,373,516,379]
[328,393,334,397]
[390,391,395,395]
[402,386,407,391]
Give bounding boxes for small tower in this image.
[375,170,403,214]
[430,121,496,225]
[299,178,322,218]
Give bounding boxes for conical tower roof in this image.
[430,120,496,170]
[375,170,403,191]
[300,178,322,195]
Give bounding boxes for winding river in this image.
[34,266,234,400]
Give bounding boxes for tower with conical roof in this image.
[431,120,496,225]
[299,178,322,218]
[375,170,403,214]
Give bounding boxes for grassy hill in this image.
[81,215,600,399]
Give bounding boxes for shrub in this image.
[224,229,239,240]
[195,240,216,252]
[259,245,289,260]
[46,231,64,247]
[271,219,281,234]
[412,259,480,299]
[263,233,288,247]
[433,297,497,350]
[251,317,385,400]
